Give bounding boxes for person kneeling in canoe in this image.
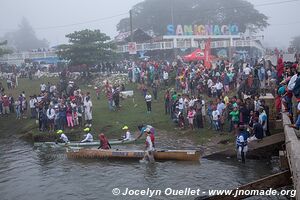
[98,133,111,149]
[142,130,155,163]
[81,127,93,143]
[122,126,132,141]
[56,130,69,144]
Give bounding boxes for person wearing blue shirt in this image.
[136,124,155,140]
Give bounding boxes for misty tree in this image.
[0,40,13,57]
[291,36,300,51]
[4,17,48,51]
[117,0,268,34]
[57,29,116,66]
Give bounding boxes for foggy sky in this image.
[0,0,299,48]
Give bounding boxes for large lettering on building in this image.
[167,24,239,36]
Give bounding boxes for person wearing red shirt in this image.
[2,95,10,115]
[277,57,284,81]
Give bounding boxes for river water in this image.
[0,135,282,200]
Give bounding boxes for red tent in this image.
[183,38,213,69]
[183,49,205,62]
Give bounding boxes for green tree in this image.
[117,0,268,34]
[0,40,13,57]
[57,29,115,66]
[4,17,48,51]
[291,36,300,51]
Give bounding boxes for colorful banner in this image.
[167,24,239,36]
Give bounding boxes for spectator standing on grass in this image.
[212,106,220,131]
[29,96,37,119]
[2,95,9,115]
[66,103,74,128]
[163,70,169,88]
[164,90,170,114]
[15,100,21,119]
[47,105,55,132]
[230,106,240,136]
[145,92,152,113]
[84,96,93,126]
[187,107,196,130]
[8,94,14,113]
[152,82,158,101]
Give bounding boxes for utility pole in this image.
[130,9,133,42]
[171,0,174,26]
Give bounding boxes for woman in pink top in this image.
[187,107,196,130]
[66,103,73,128]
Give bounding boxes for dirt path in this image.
[155,129,234,155]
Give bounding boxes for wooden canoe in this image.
[66,149,201,161]
[34,139,138,148]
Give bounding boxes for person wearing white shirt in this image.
[56,130,69,144]
[81,130,93,143]
[84,96,93,126]
[178,95,184,112]
[217,100,225,115]
[212,108,220,131]
[163,71,169,87]
[122,126,132,141]
[188,98,195,108]
[145,93,152,113]
[142,131,155,163]
[243,66,251,77]
[60,134,69,143]
[50,85,56,94]
[47,106,55,132]
[215,81,223,97]
[40,83,46,92]
[29,96,37,119]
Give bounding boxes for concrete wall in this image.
[282,112,300,200]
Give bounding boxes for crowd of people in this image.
[1,50,300,163]
[120,54,299,162]
[0,72,93,132]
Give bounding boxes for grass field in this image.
[0,76,234,146]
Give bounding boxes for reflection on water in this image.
[0,137,282,200]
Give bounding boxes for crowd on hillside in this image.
[0,72,93,132]
[120,55,299,141]
[0,53,300,146]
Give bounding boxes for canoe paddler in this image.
[56,130,69,144]
[142,130,155,163]
[122,126,132,141]
[81,127,93,143]
[98,133,111,149]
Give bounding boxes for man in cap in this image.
[136,124,156,141]
[81,127,93,143]
[122,126,132,141]
[141,130,155,163]
[56,130,69,144]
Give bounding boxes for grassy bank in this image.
[0,77,233,147]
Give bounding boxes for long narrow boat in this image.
[66,148,201,161]
[34,139,138,148]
